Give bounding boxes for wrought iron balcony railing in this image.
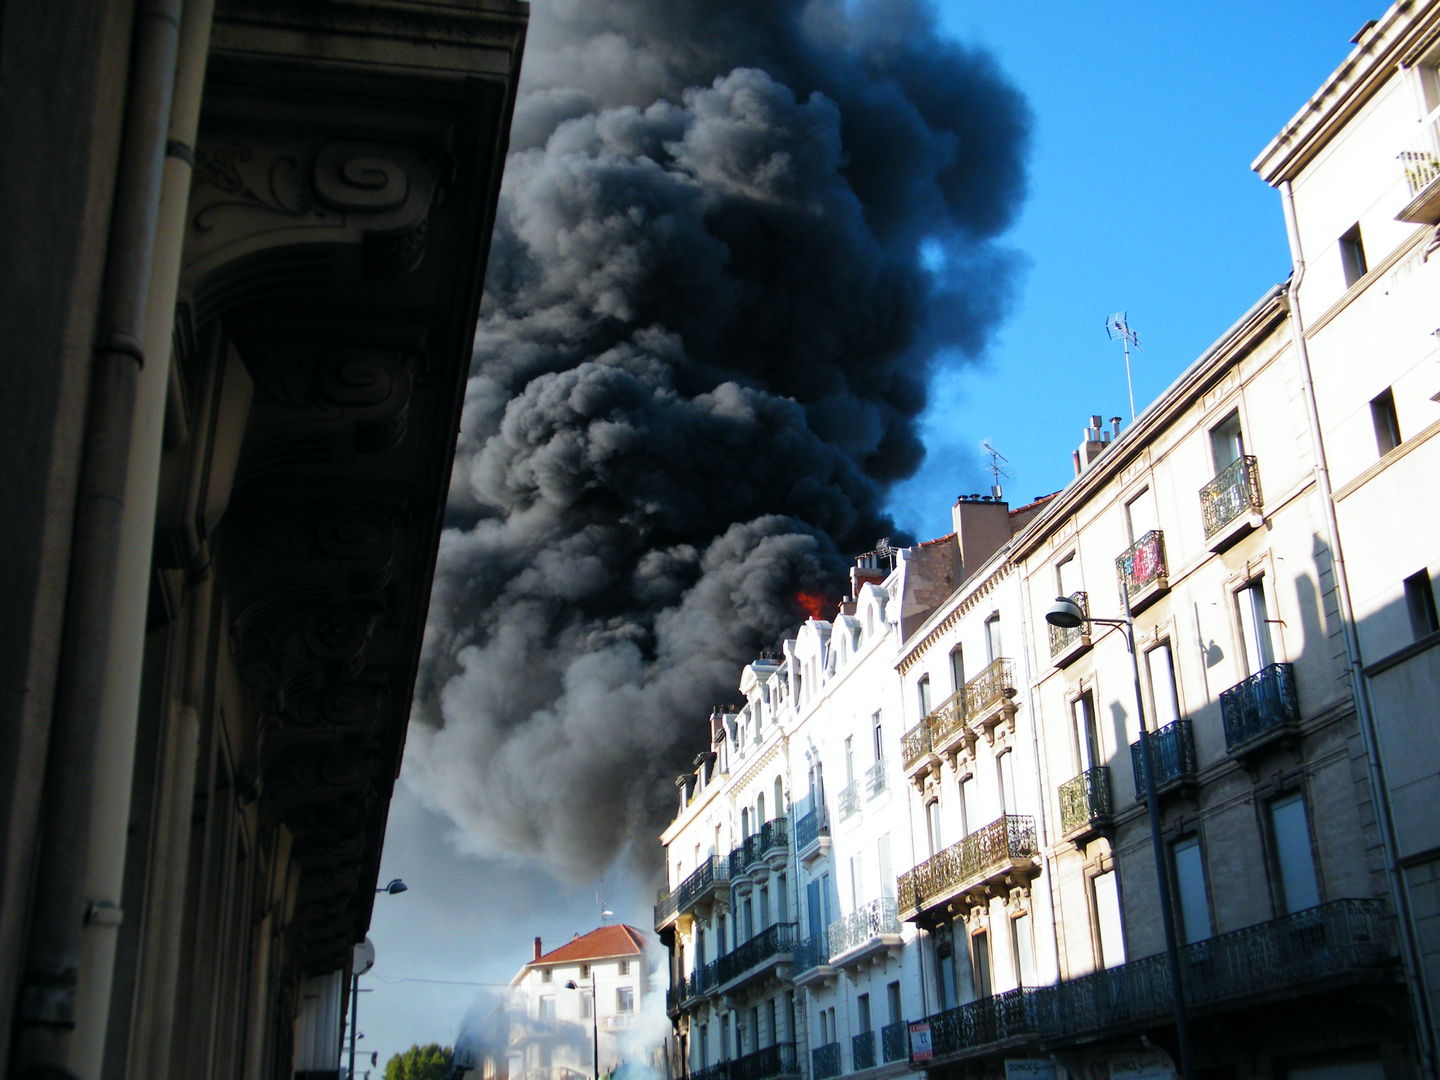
[655,888,678,931]
[811,1042,841,1080]
[1130,719,1196,795]
[1116,530,1168,601]
[692,1063,729,1080]
[900,718,932,771]
[1058,766,1112,837]
[716,922,797,986]
[1200,455,1263,539]
[759,815,789,854]
[897,815,1038,918]
[1221,662,1299,751]
[852,1031,875,1071]
[792,931,830,976]
[828,897,901,962]
[1048,591,1089,656]
[865,759,888,798]
[908,900,1391,1062]
[731,1042,798,1080]
[837,781,860,821]
[795,806,829,852]
[964,656,1016,719]
[880,1022,907,1063]
[655,855,729,929]
[731,819,787,876]
[1399,111,1440,201]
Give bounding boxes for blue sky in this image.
[362,3,1382,1067]
[886,1,1379,539]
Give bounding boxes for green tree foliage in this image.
[382,1043,452,1080]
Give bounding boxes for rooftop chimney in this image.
[1075,413,1113,475]
[533,936,542,962]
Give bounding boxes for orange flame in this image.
[794,589,829,621]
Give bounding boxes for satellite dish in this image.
[353,936,376,976]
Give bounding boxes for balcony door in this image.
[1237,578,1276,676]
[807,881,823,939]
[971,931,992,999]
[925,800,943,856]
[949,646,965,696]
[1210,411,1245,471]
[1072,691,1100,773]
[1124,487,1157,545]
[1145,643,1181,730]
[917,674,932,719]
[1270,793,1321,913]
[849,853,864,911]
[985,614,1002,664]
[1171,836,1214,944]
[1092,869,1127,969]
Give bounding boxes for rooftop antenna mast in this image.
[980,440,1010,500]
[1105,311,1142,421]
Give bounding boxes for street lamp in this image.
[350,882,407,1079]
[1045,592,1193,1080]
[565,973,600,1080]
[377,878,408,894]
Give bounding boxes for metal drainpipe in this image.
[1278,179,1438,1077]
[11,1,184,1077]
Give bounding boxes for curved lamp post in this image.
[350,881,408,1079]
[566,974,600,1080]
[1044,594,1192,1080]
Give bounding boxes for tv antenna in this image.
[1105,311,1141,421]
[981,440,1010,500]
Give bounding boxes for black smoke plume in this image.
[408,0,1029,879]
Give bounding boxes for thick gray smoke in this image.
[407,0,1029,879]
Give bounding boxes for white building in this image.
[508,925,656,1080]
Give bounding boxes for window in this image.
[540,1044,552,1068]
[757,792,766,825]
[718,913,728,953]
[949,645,966,694]
[985,614,1003,663]
[775,776,784,815]
[766,999,777,1048]
[925,800,943,856]
[917,674,932,719]
[541,967,552,984]
[849,853,864,910]
[580,963,590,979]
[959,776,979,837]
[747,1007,758,1053]
[872,711,884,762]
[721,1016,731,1062]
[1072,691,1099,773]
[1011,914,1036,987]
[935,942,955,1010]
[1124,487,1157,544]
[1056,553,1081,599]
[699,1024,709,1068]
[887,981,902,1025]
[844,736,854,784]
[1171,836,1213,944]
[807,880,823,938]
[1210,410,1245,471]
[617,986,634,1013]
[971,931,992,998]
[817,1007,828,1045]
[1405,570,1439,640]
[821,872,832,929]
[539,996,555,1020]
[877,835,894,899]
[1237,578,1276,675]
[777,873,788,922]
[856,992,871,1035]
[759,885,770,929]
[1270,793,1322,913]
[580,991,593,1019]
[1145,642,1181,729]
[997,750,1017,815]
[1092,869,1127,969]
[743,897,754,941]
[618,959,630,975]
[1372,387,1401,455]
[1340,222,1368,287]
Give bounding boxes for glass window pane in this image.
[1238,581,1275,675]
[1146,643,1180,729]
[1011,914,1035,986]
[1093,870,1127,969]
[1271,794,1321,913]
[1172,836,1213,944]
[999,752,1017,815]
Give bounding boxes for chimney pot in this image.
[533,936,542,961]
[1111,416,1122,438]
[1090,414,1103,429]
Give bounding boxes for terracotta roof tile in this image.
[531,924,649,966]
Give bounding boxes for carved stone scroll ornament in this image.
[182,137,439,319]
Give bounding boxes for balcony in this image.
[731,1043,799,1080]
[1130,719,1197,798]
[1221,662,1299,754]
[1115,530,1168,613]
[795,801,830,866]
[811,1042,841,1080]
[1048,591,1092,666]
[965,657,1018,745]
[880,1022,907,1063]
[1058,766,1113,844]
[851,1031,875,1072]
[865,759,888,799]
[828,897,903,968]
[837,781,860,822]
[1397,109,1440,224]
[1200,455,1264,551]
[907,899,1394,1065]
[897,815,1040,922]
[900,717,933,776]
[655,855,730,932]
[730,818,790,879]
[792,931,835,988]
[715,922,797,991]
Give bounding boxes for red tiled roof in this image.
[531,924,648,966]
[918,532,956,548]
[1009,492,1060,515]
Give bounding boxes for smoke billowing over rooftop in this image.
[407,0,1029,879]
